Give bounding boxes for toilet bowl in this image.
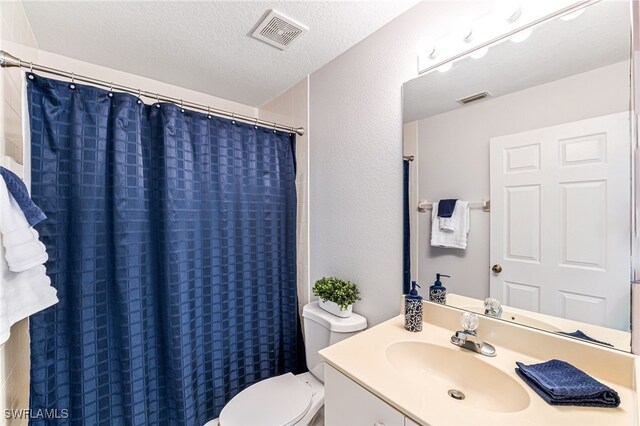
[211,301,367,426]
[217,372,323,426]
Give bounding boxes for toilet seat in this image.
[219,373,313,426]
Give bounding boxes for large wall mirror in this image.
[402,0,633,351]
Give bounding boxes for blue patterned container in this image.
[405,281,423,332]
[429,273,450,305]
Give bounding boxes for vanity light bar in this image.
[417,0,598,75]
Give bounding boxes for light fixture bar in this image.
[417,0,598,75]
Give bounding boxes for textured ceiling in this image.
[22,1,418,107]
[403,0,630,122]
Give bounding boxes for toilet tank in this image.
[302,302,367,382]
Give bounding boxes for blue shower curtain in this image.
[27,73,303,425]
[403,159,411,294]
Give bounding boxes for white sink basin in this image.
[385,341,530,413]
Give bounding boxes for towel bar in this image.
[418,199,490,213]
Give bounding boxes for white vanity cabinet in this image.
[324,364,421,426]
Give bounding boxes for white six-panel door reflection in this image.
[490,112,630,331]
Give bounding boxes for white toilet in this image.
[215,301,367,426]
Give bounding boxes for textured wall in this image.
[259,77,310,315]
[309,1,494,326]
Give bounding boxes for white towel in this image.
[0,175,48,271]
[431,200,470,249]
[439,216,456,232]
[0,175,58,345]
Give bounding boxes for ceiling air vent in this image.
[251,10,308,50]
[456,91,492,105]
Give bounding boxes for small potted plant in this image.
[312,277,360,318]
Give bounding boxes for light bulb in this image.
[452,17,474,42]
[560,8,584,21]
[416,36,437,59]
[494,1,521,23]
[470,47,489,59]
[436,62,453,73]
[510,28,532,43]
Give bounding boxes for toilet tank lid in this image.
[303,302,367,332]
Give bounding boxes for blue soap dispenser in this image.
[429,273,450,305]
[405,281,423,332]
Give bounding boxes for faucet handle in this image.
[484,297,503,317]
[460,311,479,333]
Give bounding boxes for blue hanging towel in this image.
[515,359,620,407]
[558,330,613,347]
[0,167,46,226]
[437,199,458,218]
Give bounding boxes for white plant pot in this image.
[319,299,353,318]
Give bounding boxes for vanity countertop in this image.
[319,306,639,425]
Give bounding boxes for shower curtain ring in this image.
[137,89,142,104]
[108,82,114,97]
[180,99,184,113]
[156,93,160,108]
[273,122,277,133]
[254,118,258,129]
[231,113,236,124]
[69,72,76,90]
[28,62,35,80]
[207,107,211,119]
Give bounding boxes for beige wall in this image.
[259,78,310,314]
[414,61,630,300]
[0,1,38,424]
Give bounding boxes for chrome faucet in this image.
[450,312,496,357]
[484,297,503,318]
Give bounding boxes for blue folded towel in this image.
[559,330,613,347]
[437,199,458,218]
[515,360,620,407]
[0,167,47,226]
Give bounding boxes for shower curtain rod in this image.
[0,50,305,136]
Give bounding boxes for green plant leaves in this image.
[312,277,360,311]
